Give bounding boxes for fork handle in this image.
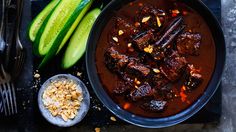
[0,0,6,62]
[15,0,24,40]
[0,0,5,38]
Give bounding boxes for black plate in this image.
[86,0,226,128]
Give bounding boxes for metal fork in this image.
[0,64,17,116]
[12,0,25,79]
[0,0,6,55]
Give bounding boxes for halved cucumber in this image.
[62,8,101,69]
[56,0,93,54]
[38,0,93,68]
[34,0,92,57]
[28,0,60,42]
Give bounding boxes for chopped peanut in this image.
[34,73,40,78]
[110,116,117,121]
[112,37,119,42]
[153,68,160,73]
[156,16,162,27]
[144,45,153,53]
[42,79,83,122]
[95,127,101,132]
[142,16,151,23]
[118,30,124,35]
[128,43,132,48]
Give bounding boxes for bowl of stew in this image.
[86,0,225,128]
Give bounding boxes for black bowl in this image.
[86,0,225,128]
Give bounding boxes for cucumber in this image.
[28,0,60,42]
[62,8,101,69]
[56,0,93,54]
[34,0,92,57]
[38,0,93,68]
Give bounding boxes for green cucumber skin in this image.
[28,0,60,42]
[39,0,92,68]
[33,0,61,57]
[62,8,101,69]
[36,0,83,56]
[56,0,93,54]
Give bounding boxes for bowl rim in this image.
[86,0,226,128]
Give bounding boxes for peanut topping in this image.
[153,68,160,73]
[127,43,132,48]
[110,116,117,121]
[118,30,124,35]
[144,45,153,53]
[142,16,151,23]
[42,79,83,122]
[95,127,101,132]
[156,16,162,27]
[34,73,40,78]
[112,37,119,42]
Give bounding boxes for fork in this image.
[0,0,7,114]
[11,0,25,79]
[0,64,17,116]
[0,0,6,55]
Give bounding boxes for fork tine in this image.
[11,83,17,113]
[0,86,7,115]
[3,84,11,115]
[6,82,14,114]
[0,101,3,113]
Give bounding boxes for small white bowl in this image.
[38,74,90,127]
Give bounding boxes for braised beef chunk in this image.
[160,51,187,81]
[113,81,131,94]
[159,85,175,100]
[126,59,150,77]
[129,83,153,101]
[177,32,202,55]
[149,71,169,88]
[133,30,155,51]
[138,5,166,30]
[116,17,138,37]
[141,100,167,112]
[184,64,202,90]
[119,71,134,83]
[104,47,129,72]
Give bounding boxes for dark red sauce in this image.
[95,0,215,117]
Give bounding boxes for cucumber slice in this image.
[62,8,101,69]
[56,0,93,54]
[34,0,84,56]
[28,0,60,42]
[38,0,93,68]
